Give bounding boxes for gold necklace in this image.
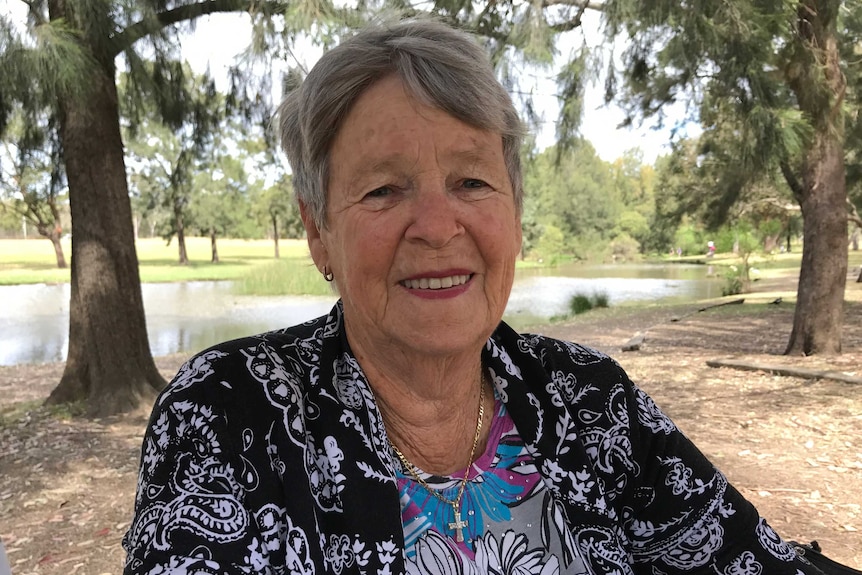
[390,377,486,544]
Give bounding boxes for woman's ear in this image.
[299,201,328,271]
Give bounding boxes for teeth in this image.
[403,274,470,290]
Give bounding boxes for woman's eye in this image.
[463,179,488,189]
[365,187,392,199]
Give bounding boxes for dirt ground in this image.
[1,274,860,574]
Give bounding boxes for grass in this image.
[551,290,611,322]
[0,237,316,286]
[233,258,333,296]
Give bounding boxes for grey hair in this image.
[277,17,525,228]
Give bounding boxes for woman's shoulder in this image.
[156,314,331,408]
[502,327,618,371]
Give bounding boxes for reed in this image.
[233,258,333,296]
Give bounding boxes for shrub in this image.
[569,294,593,315]
[721,265,747,296]
[568,291,611,315]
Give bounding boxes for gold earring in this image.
[322,265,334,282]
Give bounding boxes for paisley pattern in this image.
[123,302,818,575]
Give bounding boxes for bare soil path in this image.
[1,276,860,574]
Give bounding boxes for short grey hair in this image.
[277,17,525,228]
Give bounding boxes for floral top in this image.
[397,398,590,574]
[123,301,818,575]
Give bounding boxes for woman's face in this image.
[303,75,521,360]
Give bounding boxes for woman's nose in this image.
[404,184,464,248]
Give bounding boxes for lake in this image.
[0,263,721,366]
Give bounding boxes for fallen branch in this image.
[671,298,745,322]
[706,359,862,385]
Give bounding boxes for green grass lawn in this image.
[0,237,318,286]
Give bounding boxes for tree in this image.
[524,141,619,260]
[438,0,855,354]
[609,149,655,252]
[0,107,68,267]
[124,67,224,265]
[253,175,301,258]
[0,1,335,415]
[192,151,257,262]
[600,0,851,354]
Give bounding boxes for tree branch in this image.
[539,0,604,32]
[541,0,604,9]
[18,0,47,26]
[848,198,862,229]
[779,160,804,204]
[110,0,283,57]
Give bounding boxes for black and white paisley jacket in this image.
[123,302,818,575]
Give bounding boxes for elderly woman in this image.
[123,18,823,575]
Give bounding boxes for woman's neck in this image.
[356,352,492,476]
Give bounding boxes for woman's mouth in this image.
[401,274,472,290]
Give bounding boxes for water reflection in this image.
[0,264,719,366]
[0,282,336,366]
[505,264,720,329]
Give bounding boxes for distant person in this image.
[707,240,716,258]
[123,17,825,575]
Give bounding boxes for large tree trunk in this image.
[46,19,165,415]
[786,140,847,354]
[271,214,280,258]
[784,1,847,355]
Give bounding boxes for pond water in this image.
[0,263,720,366]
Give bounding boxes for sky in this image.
[180,12,699,166]
[3,4,698,165]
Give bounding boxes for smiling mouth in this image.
[401,274,472,290]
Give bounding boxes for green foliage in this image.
[534,224,566,265]
[0,106,68,265]
[253,175,304,244]
[568,294,593,315]
[524,142,621,260]
[673,223,708,257]
[721,266,746,297]
[719,225,763,294]
[609,232,641,262]
[233,258,332,296]
[553,291,611,321]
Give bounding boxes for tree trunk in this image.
[50,232,67,269]
[176,208,189,264]
[784,125,847,355]
[36,223,67,269]
[46,17,164,415]
[271,214,280,258]
[784,0,847,356]
[211,230,219,263]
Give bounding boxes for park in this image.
[2,0,861,573]
[0,238,860,572]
